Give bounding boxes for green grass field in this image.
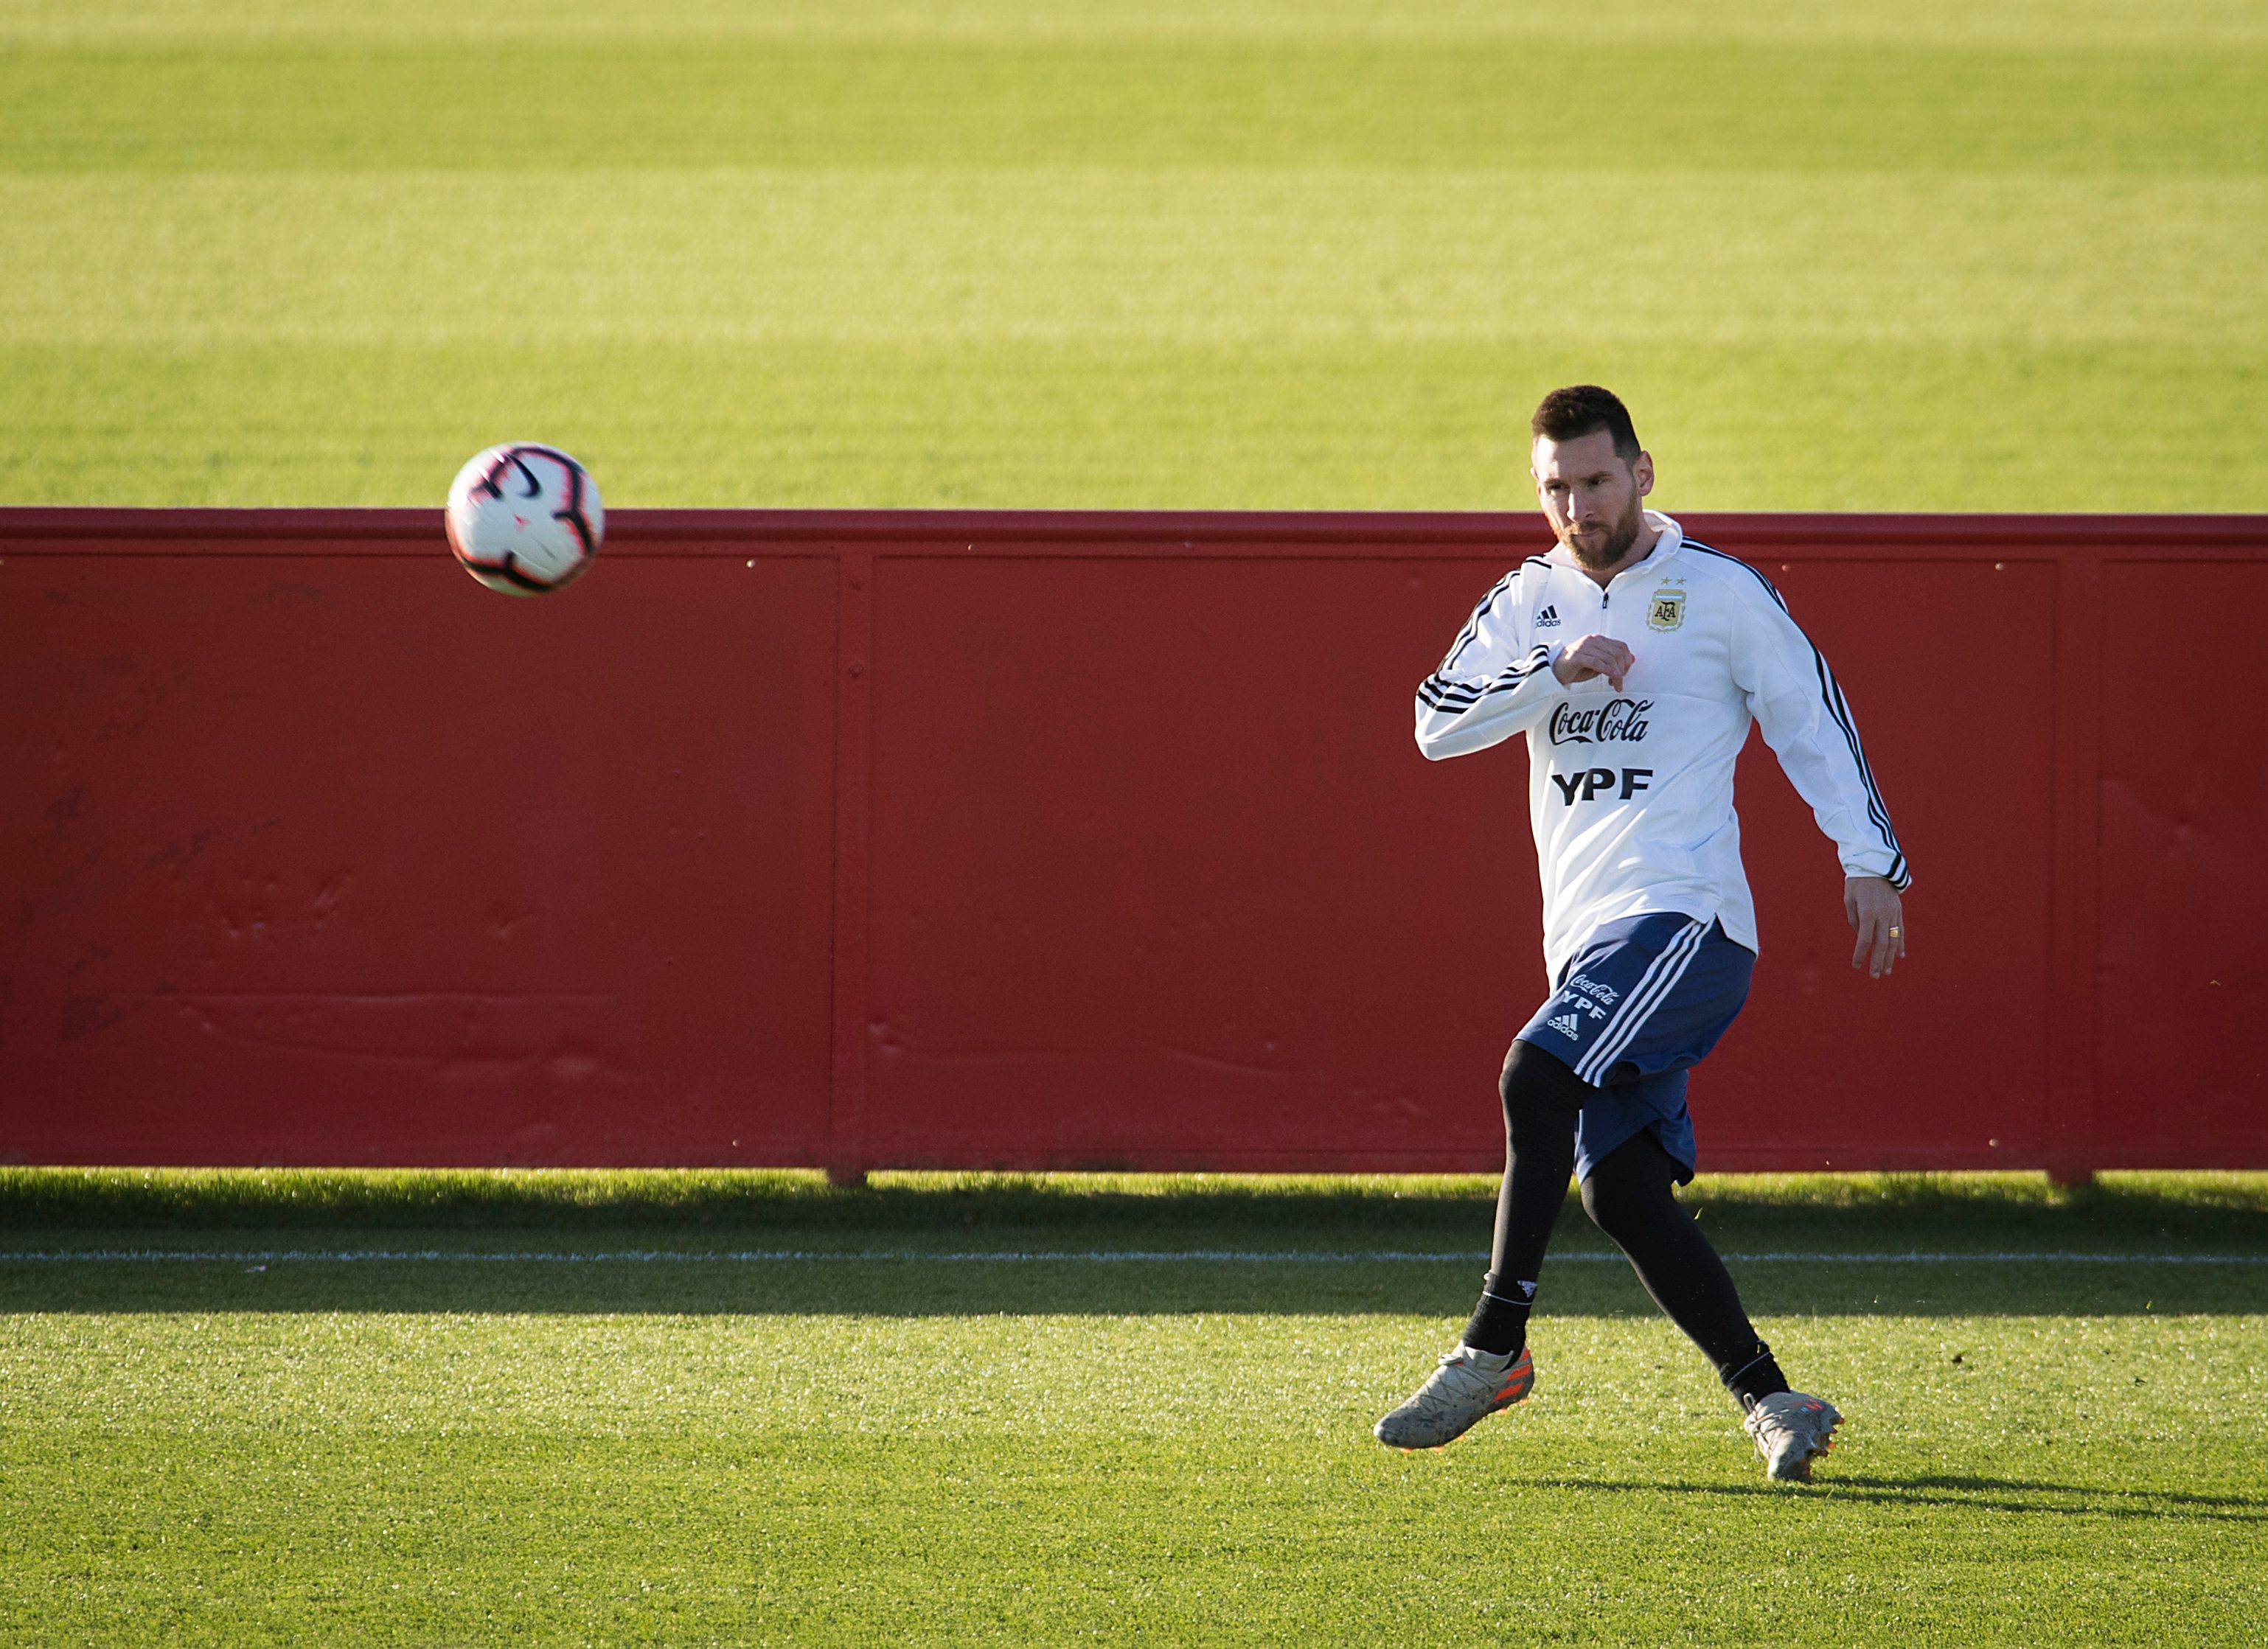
[4,1170,2265,1645]
[3,0,2265,509]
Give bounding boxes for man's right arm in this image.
[1413,570,1568,759]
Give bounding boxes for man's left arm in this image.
[1730,582,1910,980]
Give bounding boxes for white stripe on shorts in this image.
[1574,917,1709,1084]
[1569,918,1699,1083]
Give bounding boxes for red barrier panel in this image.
[3,509,2262,1176]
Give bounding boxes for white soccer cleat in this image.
[1373,1344,1536,1451]
[1743,1390,1842,1482]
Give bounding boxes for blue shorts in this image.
[1514,912,1755,1185]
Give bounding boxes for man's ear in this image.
[1633,451,1655,498]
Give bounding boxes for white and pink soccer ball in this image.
[445,443,604,596]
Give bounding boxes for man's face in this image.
[1532,428,1655,571]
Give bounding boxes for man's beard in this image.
[1563,495,1645,571]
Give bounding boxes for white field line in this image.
[1,1248,2265,1266]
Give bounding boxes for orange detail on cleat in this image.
[1493,1350,1536,1405]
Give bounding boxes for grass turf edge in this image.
[1,1166,2264,1248]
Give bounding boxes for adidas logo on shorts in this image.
[1547,1012,1582,1039]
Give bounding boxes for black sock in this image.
[1461,1271,1537,1356]
[1719,1344,1791,1412]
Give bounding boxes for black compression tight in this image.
[1582,1131,1786,1402]
[1486,1039,1587,1290]
[1467,1041,1789,1407]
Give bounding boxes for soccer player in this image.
[1374,386,1909,1481]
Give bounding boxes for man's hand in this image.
[1553,634,1635,692]
[1846,876,1906,979]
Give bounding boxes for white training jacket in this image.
[1416,512,1908,979]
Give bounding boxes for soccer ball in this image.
[445,443,604,596]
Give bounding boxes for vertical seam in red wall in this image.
[828,551,874,1184]
[2045,546,2105,1182]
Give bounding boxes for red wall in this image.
[3,509,2261,1176]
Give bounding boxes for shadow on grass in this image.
[1530,1474,2268,1524]
[4,1168,2262,1317]
[3,1167,2265,1245]
[1,1241,2260,1317]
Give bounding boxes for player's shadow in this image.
[1529,1473,2268,1524]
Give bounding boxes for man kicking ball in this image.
[1376,385,1909,1481]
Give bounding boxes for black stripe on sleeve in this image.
[1436,570,1517,675]
[1686,541,1905,867]
[1435,557,1551,674]
[1418,646,1555,717]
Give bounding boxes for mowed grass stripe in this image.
[8,1311,2259,1440]
[5,1429,2257,1644]
[1,0,2261,512]
[7,1165,2264,1230]
[8,1237,2264,1321]
[5,42,2263,173]
[6,170,2261,348]
[7,0,2266,49]
[3,1308,2262,1643]
[7,338,2264,509]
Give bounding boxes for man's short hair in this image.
[1531,386,1641,461]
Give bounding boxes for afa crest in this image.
[1647,588,1686,632]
